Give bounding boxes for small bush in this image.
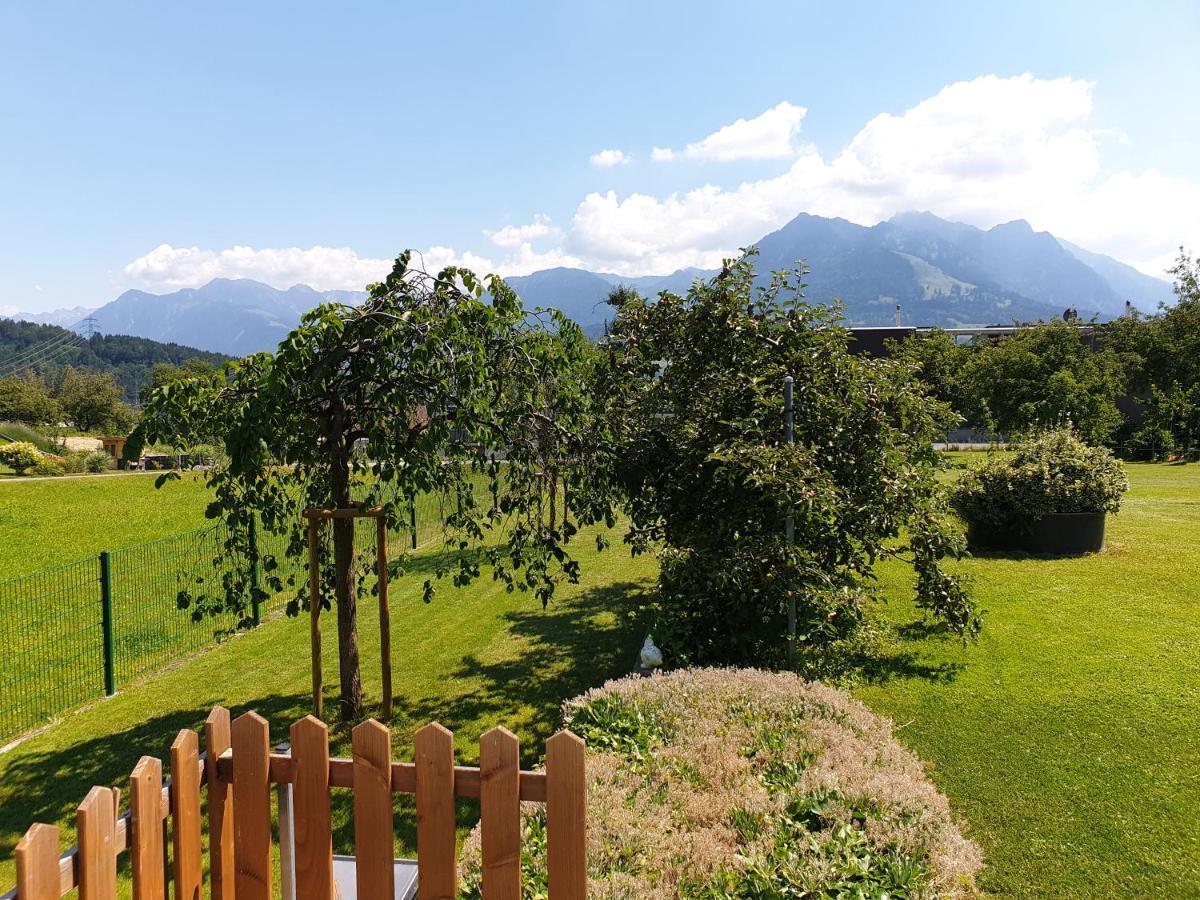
[458,668,982,898]
[953,430,1129,529]
[85,451,115,473]
[29,458,65,477]
[60,451,89,474]
[0,441,43,474]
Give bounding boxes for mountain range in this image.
[6,212,1175,355]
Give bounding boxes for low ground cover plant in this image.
[459,668,982,898]
[953,430,1128,528]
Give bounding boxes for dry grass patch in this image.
[459,667,981,898]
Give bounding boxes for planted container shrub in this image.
[953,430,1128,555]
[458,668,982,898]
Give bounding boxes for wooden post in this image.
[376,515,393,719]
[480,727,522,900]
[130,757,165,900]
[15,823,59,900]
[232,712,273,900]
[291,716,333,900]
[77,786,117,900]
[308,519,322,719]
[546,731,587,900]
[205,706,236,900]
[352,719,394,900]
[414,723,457,900]
[171,729,203,900]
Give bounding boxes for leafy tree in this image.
[0,374,62,425]
[132,253,609,720]
[883,328,974,426]
[55,367,137,432]
[962,320,1125,444]
[592,254,978,666]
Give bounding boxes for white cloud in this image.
[564,75,1200,277]
[121,244,394,292]
[485,214,559,249]
[0,304,19,317]
[589,148,632,168]
[654,102,809,163]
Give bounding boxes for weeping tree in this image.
[130,252,611,720]
[592,253,980,667]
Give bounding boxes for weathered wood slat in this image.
[171,730,203,900]
[14,824,58,900]
[205,707,236,900]
[352,719,395,900]
[130,757,165,900]
[232,712,272,900]
[291,716,334,900]
[480,727,521,900]
[77,786,117,900]
[546,731,587,900]
[414,723,457,900]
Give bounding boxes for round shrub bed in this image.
[953,430,1128,555]
[459,668,982,898]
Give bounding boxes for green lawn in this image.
[0,472,214,574]
[857,460,1200,897]
[0,462,1197,897]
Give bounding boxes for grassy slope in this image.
[0,473,214,574]
[857,460,1200,897]
[0,521,658,889]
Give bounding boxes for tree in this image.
[55,367,137,432]
[132,253,609,720]
[0,374,61,425]
[962,320,1125,444]
[591,255,978,666]
[883,328,975,426]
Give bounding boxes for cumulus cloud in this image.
[121,244,395,292]
[680,101,808,162]
[565,75,1200,276]
[485,214,560,249]
[590,148,632,168]
[650,147,676,162]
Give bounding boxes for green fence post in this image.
[249,514,261,627]
[99,551,115,696]
[410,494,418,549]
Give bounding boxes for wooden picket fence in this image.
[4,706,587,900]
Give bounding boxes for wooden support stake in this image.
[377,515,393,720]
[205,706,236,900]
[15,823,59,900]
[308,519,322,720]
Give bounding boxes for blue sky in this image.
[2,0,1198,314]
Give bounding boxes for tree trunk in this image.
[331,458,364,721]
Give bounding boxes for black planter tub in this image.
[966,512,1107,556]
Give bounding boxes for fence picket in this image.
[77,785,117,900]
[546,731,587,900]
[291,716,333,900]
[232,711,272,900]
[205,706,235,900]
[170,729,203,900]
[352,719,394,900]
[14,823,59,900]
[480,727,521,900]
[129,756,165,900]
[415,723,457,900]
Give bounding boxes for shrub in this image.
[953,430,1129,529]
[0,421,54,452]
[61,451,90,474]
[0,440,43,474]
[85,450,115,473]
[29,457,65,477]
[458,668,982,898]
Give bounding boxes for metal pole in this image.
[99,551,116,696]
[784,377,796,667]
[248,514,261,627]
[410,493,418,549]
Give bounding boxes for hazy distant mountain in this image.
[69,212,1174,354]
[3,305,97,328]
[89,279,366,356]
